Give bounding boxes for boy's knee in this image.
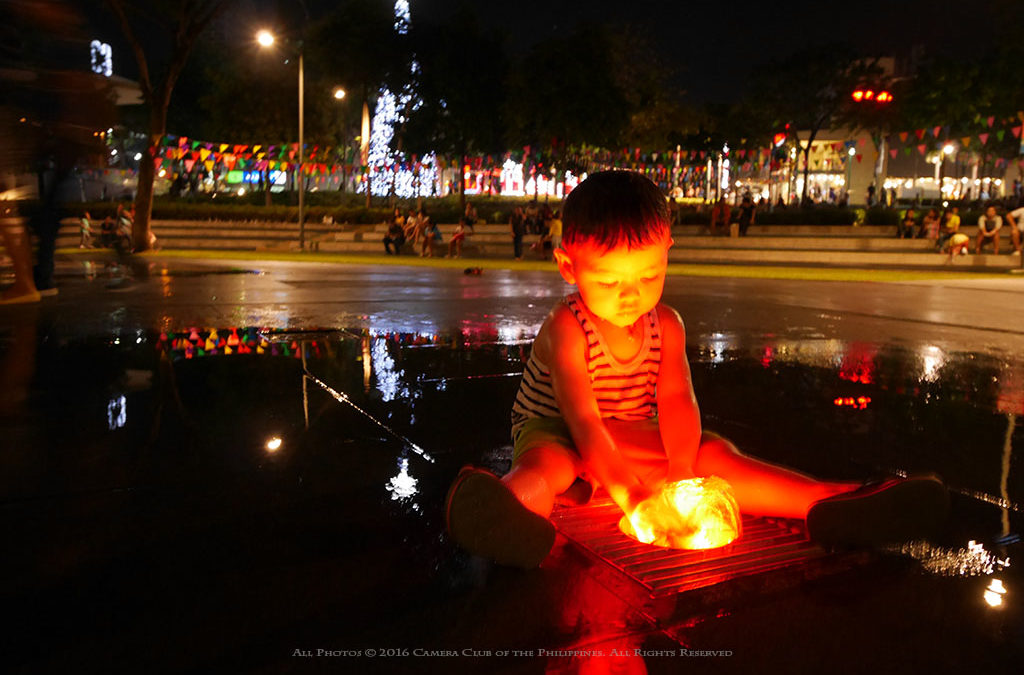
[513,445,578,485]
[694,431,742,472]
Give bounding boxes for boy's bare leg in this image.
[693,432,858,519]
[603,420,858,520]
[503,445,578,518]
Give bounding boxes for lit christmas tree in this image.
[364,1,437,198]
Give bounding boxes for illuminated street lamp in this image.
[939,143,957,199]
[257,29,308,250]
[333,87,346,100]
[256,29,274,47]
[845,145,856,198]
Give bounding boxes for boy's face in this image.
[555,234,672,327]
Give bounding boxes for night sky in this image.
[77,0,1017,104]
[416,0,1015,101]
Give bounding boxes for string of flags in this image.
[155,327,326,360]
[134,114,1024,186]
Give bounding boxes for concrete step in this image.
[51,217,1023,269]
[679,236,939,251]
[667,247,1021,269]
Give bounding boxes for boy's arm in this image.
[655,305,702,481]
[541,306,651,513]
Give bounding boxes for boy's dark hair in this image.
[562,170,670,250]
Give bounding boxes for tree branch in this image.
[104,0,154,104]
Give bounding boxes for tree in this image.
[753,47,881,204]
[402,4,507,207]
[506,26,633,187]
[105,0,233,251]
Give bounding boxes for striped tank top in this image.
[511,293,661,438]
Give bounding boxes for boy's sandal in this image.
[445,466,555,569]
[806,473,950,548]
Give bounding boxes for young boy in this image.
[445,171,948,569]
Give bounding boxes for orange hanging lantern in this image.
[619,476,742,550]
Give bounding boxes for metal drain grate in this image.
[551,497,831,598]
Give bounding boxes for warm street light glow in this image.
[852,90,864,102]
[333,88,346,100]
[943,144,956,155]
[256,30,275,47]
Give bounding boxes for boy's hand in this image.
[627,490,698,546]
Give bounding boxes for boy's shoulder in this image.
[533,300,586,364]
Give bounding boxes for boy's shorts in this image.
[512,417,577,464]
[512,416,667,482]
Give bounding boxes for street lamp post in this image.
[940,143,955,203]
[845,146,855,200]
[258,29,307,251]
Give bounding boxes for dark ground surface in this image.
[2,253,1023,674]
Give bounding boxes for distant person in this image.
[936,207,960,251]
[509,206,526,260]
[406,208,424,247]
[897,208,916,239]
[403,208,419,242]
[461,201,477,232]
[976,205,1002,254]
[709,197,731,236]
[545,209,563,257]
[420,208,441,257]
[524,200,540,234]
[736,195,756,236]
[943,232,970,260]
[79,211,94,248]
[383,218,406,255]
[918,208,941,241]
[447,219,468,258]
[1003,204,1024,255]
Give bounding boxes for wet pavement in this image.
[2,254,1024,673]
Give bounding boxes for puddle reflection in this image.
[3,320,1024,669]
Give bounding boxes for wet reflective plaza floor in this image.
[2,256,1024,674]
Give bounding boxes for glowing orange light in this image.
[852,90,865,102]
[619,476,741,550]
[877,91,893,103]
[863,90,875,100]
[833,396,872,410]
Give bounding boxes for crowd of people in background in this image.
[898,200,1023,258]
[378,185,1024,263]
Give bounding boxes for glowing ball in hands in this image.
[619,476,742,549]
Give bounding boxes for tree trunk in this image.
[132,108,167,253]
[801,128,819,205]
